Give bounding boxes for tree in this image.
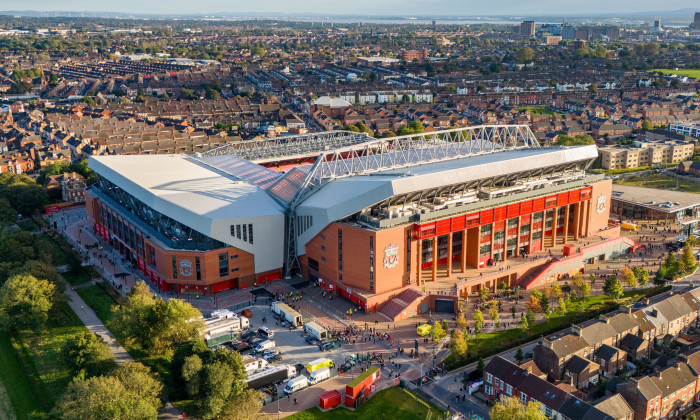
[516,47,535,63]
[579,282,591,298]
[0,198,17,226]
[590,273,596,285]
[476,357,485,376]
[641,120,653,131]
[681,244,697,275]
[571,273,584,290]
[449,328,468,358]
[555,134,595,146]
[109,281,204,354]
[474,309,484,334]
[478,287,489,301]
[519,313,529,333]
[491,396,547,420]
[633,266,649,287]
[604,275,624,301]
[623,266,637,288]
[686,233,698,248]
[0,173,48,215]
[489,307,500,328]
[526,310,536,328]
[62,332,117,379]
[515,348,524,365]
[0,274,55,331]
[561,281,571,294]
[556,297,567,315]
[53,363,162,420]
[456,311,468,331]
[527,294,542,313]
[538,293,549,313]
[218,389,265,420]
[432,320,447,342]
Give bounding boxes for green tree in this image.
[633,266,649,287]
[61,331,117,379]
[53,362,162,420]
[491,396,547,420]
[516,47,535,63]
[589,273,596,284]
[687,233,698,248]
[0,274,55,331]
[526,310,536,328]
[433,319,447,342]
[0,173,48,215]
[515,348,524,365]
[555,134,595,146]
[556,297,567,315]
[580,282,591,298]
[604,275,624,301]
[489,307,500,328]
[218,389,264,420]
[0,198,17,226]
[518,313,529,333]
[561,281,571,294]
[538,294,549,313]
[641,120,653,131]
[474,309,484,334]
[476,357,485,375]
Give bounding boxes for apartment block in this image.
[599,140,694,170]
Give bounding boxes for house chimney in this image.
[651,308,658,318]
[620,306,632,314]
[543,338,554,349]
[571,325,583,336]
[599,315,610,324]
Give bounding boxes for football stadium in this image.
[85,125,634,319]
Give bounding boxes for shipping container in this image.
[272,301,303,327]
[304,321,328,341]
[319,390,342,410]
[345,366,380,406]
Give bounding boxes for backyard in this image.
[285,387,447,420]
[614,173,700,194]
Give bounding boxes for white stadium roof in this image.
[89,154,285,273]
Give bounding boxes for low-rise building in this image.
[599,140,694,170]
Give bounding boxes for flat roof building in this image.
[611,184,700,222]
[599,140,694,170]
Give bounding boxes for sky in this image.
[1,0,698,16]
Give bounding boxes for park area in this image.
[651,68,700,79]
[613,173,700,194]
[285,387,446,420]
[516,106,558,115]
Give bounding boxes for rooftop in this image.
[611,184,700,213]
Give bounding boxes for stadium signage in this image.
[383,244,399,269]
[596,194,607,214]
[179,258,193,277]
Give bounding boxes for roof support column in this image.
[416,238,422,287]
[432,236,438,283]
[446,232,453,278]
[563,204,570,244]
[461,228,467,273]
[573,202,581,240]
[515,217,522,258]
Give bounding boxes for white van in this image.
[309,366,331,385]
[284,375,308,394]
[258,326,274,339]
[254,340,276,353]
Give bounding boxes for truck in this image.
[284,375,309,394]
[271,301,303,327]
[306,357,334,373]
[205,331,238,348]
[304,321,328,341]
[246,365,297,390]
[204,316,250,340]
[242,356,268,375]
[622,222,638,231]
[309,366,331,385]
[205,309,235,325]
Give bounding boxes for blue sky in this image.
[2,0,698,16]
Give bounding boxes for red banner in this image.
[137,257,145,272]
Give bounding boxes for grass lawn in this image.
[286,387,446,420]
[445,287,665,369]
[17,219,38,232]
[77,284,117,322]
[0,333,40,419]
[12,301,89,412]
[614,173,700,194]
[651,68,700,79]
[516,106,558,115]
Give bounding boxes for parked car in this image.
[230,342,251,353]
[240,330,257,341]
[241,309,253,318]
[263,350,281,361]
[319,341,334,352]
[305,336,319,345]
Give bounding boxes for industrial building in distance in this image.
[85,125,630,318]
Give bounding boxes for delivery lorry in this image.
[284,375,309,394]
[271,301,303,327]
[306,357,334,373]
[304,321,328,341]
[309,366,331,385]
[246,365,296,390]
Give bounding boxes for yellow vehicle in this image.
[306,357,334,373]
[621,222,638,231]
[417,324,432,336]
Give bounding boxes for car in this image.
[241,309,253,318]
[248,337,264,347]
[240,330,257,341]
[262,349,279,356]
[305,336,319,345]
[319,342,334,352]
[231,342,251,353]
[263,350,281,360]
